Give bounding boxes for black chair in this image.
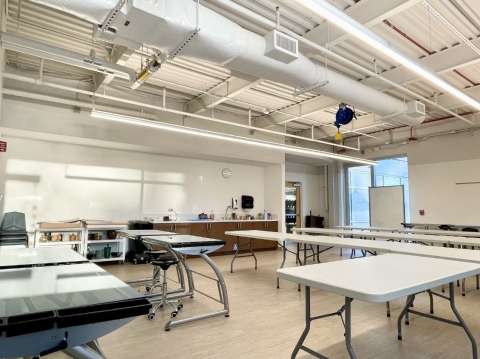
[147,253,183,322]
[438,224,455,231]
[0,212,28,246]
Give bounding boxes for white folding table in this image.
[278,254,480,359]
[225,230,480,297]
[293,227,480,247]
[0,247,150,359]
[339,225,480,238]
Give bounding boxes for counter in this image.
[153,220,278,255]
[151,219,277,224]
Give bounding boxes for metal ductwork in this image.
[30,0,424,126]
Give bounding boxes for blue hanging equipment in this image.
[334,103,357,141]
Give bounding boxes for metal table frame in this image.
[138,235,230,331]
[291,283,477,359]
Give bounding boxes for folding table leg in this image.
[290,287,357,359]
[277,241,287,289]
[397,284,478,359]
[344,297,358,359]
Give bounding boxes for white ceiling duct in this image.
[30,0,423,126]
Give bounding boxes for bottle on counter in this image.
[209,210,215,220]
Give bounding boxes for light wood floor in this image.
[52,249,480,358]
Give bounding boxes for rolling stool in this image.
[147,253,183,321]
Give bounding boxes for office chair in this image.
[147,253,183,322]
[0,212,28,246]
[438,224,455,231]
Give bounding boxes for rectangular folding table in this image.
[339,225,480,238]
[293,227,480,247]
[278,254,480,359]
[0,246,150,359]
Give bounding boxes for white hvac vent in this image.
[406,100,426,118]
[264,29,298,64]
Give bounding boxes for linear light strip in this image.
[293,0,480,112]
[90,110,376,166]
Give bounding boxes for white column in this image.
[0,1,7,215]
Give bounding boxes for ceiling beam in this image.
[186,74,262,114]
[361,38,480,91]
[303,0,421,47]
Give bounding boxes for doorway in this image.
[285,181,301,233]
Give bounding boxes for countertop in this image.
[151,219,278,224]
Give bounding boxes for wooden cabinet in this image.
[153,221,278,255]
[154,223,191,234]
[209,222,238,252]
[154,223,175,232]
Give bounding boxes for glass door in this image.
[285,182,301,233]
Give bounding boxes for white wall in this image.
[264,163,285,232]
[285,162,327,226]
[1,136,271,229]
[362,130,480,226]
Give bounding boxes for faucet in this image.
[224,206,233,220]
[168,208,177,221]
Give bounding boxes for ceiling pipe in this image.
[208,0,473,126]
[30,0,422,127]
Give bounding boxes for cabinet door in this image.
[209,222,237,253]
[239,221,264,231]
[154,223,174,232]
[266,221,279,232]
[190,223,209,237]
[173,223,191,235]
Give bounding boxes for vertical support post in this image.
[0,0,7,216]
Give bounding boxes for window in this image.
[346,156,410,226]
[347,165,372,228]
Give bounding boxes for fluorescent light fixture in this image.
[91,110,376,165]
[293,0,480,112]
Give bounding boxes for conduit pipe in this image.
[3,72,359,151]
[30,0,422,126]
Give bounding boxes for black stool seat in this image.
[151,253,179,270]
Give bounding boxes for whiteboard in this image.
[369,185,405,227]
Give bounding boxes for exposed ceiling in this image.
[3,0,480,148]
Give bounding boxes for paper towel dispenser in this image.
[241,195,254,209]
